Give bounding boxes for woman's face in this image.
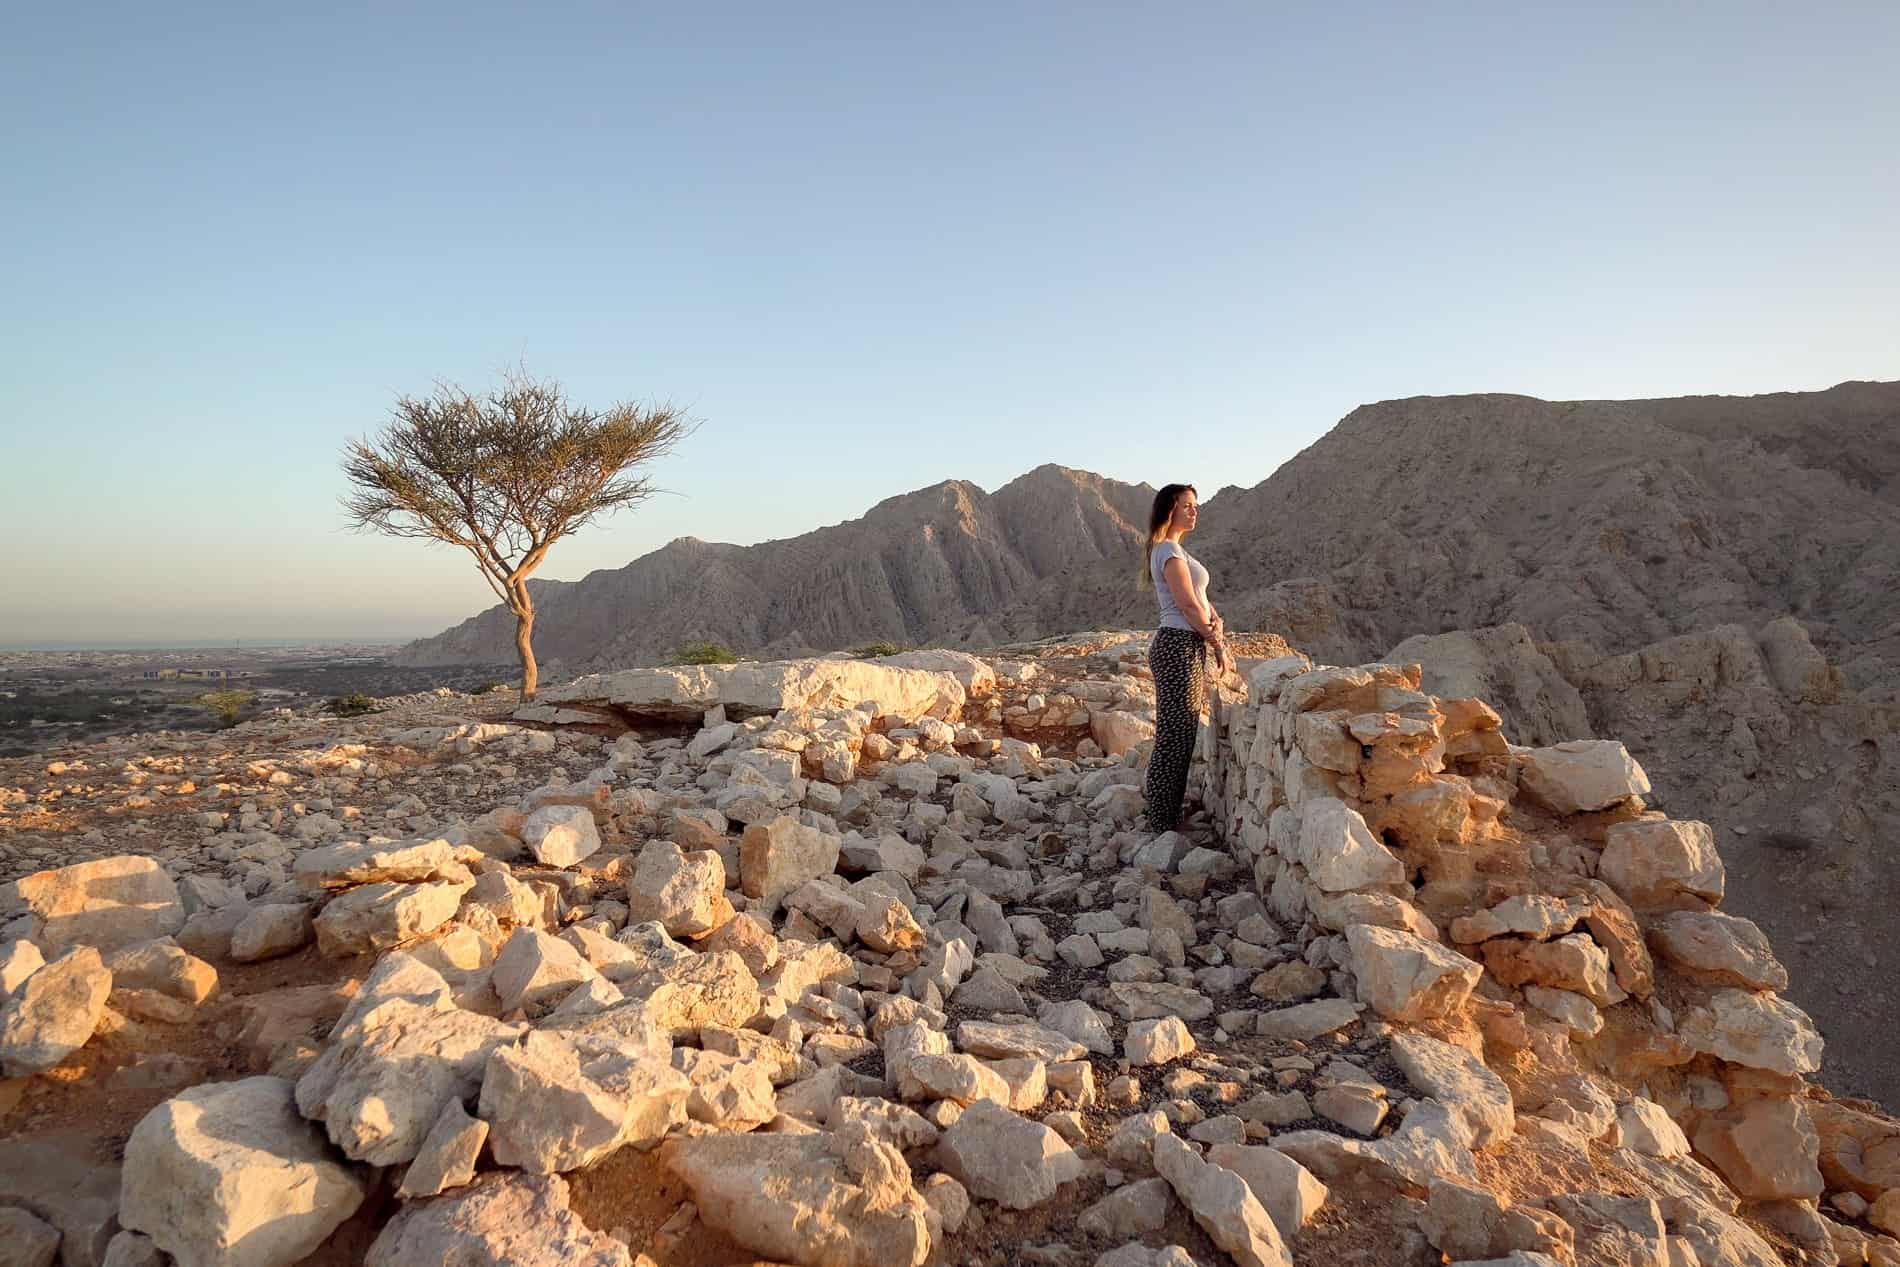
[1170,490,1199,535]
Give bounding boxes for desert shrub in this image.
[671,641,738,666]
[328,692,380,717]
[849,641,909,659]
[197,689,255,728]
[473,681,507,695]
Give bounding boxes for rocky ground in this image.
[1,633,1897,1267]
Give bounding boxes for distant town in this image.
[0,642,507,756]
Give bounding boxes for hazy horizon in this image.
[5,1,1896,646]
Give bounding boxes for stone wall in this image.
[1197,650,1849,1240]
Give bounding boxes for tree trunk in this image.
[512,594,538,700]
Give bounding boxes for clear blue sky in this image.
[3,1,1896,647]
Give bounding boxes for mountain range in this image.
[397,380,1900,692]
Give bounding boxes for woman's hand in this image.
[1211,639,1232,677]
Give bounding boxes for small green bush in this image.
[849,641,909,659]
[197,689,256,728]
[473,681,507,695]
[328,692,380,717]
[671,641,738,666]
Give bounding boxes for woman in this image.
[1142,483,1229,835]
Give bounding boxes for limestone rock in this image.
[0,945,111,1076]
[536,658,962,725]
[957,1019,1086,1064]
[625,839,732,938]
[120,1076,366,1267]
[1388,1031,1515,1150]
[1616,1098,1690,1158]
[365,1172,630,1267]
[479,1031,689,1173]
[1518,740,1650,814]
[1647,910,1786,990]
[293,838,464,891]
[229,904,315,962]
[552,949,759,1040]
[297,1005,525,1165]
[1255,998,1363,1039]
[1692,1096,1822,1200]
[1126,1016,1196,1067]
[1597,818,1724,910]
[491,926,601,1015]
[521,804,602,868]
[664,1126,931,1267]
[1153,1133,1293,1267]
[1346,924,1481,1022]
[1205,1142,1329,1237]
[1293,798,1405,892]
[16,856,185,952]
[740,815,842,905]
[313,880,465,958]
[398,1096,488,1198]
[1677,989,1823,1075]
[1078,1177,1174,1238]
[936,1100,1085,1209]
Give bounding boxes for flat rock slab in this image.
[534,659,965,723]
[0,945,111,1077]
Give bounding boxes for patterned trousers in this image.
[1143,626,1207,833]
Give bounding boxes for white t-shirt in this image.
[1150,541,1209,631]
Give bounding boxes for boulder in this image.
[479,1031,688,1173]
[740,815,841,905]
[663,1126,932,1267]
[625,840,732,938]
[537,659,964,723]
[0,945,111,1076]
[1517,740,1650,814]
[1153,1133,1293,1267]
[1345,924,1482,1022]
[365,1172,630,1267]
[16,856,185,952]
[1597,818,1724,910]
[102,940,217,1005]
[521,805,602,868]
[312,880,465,957]
[671,1047,778,1129]
[1078,1176,1173,1239]
[936,1100,1085,1209]
[1616,1098,1691,1158]
[120,1077,366,1267]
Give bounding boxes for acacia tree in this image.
[342,372,692,699]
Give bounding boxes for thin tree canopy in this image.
[342,371,692,698]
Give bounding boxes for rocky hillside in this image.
[396,464,1154,671]
[5,640,1898,1266]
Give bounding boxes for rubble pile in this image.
[1,635,1896,1267]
